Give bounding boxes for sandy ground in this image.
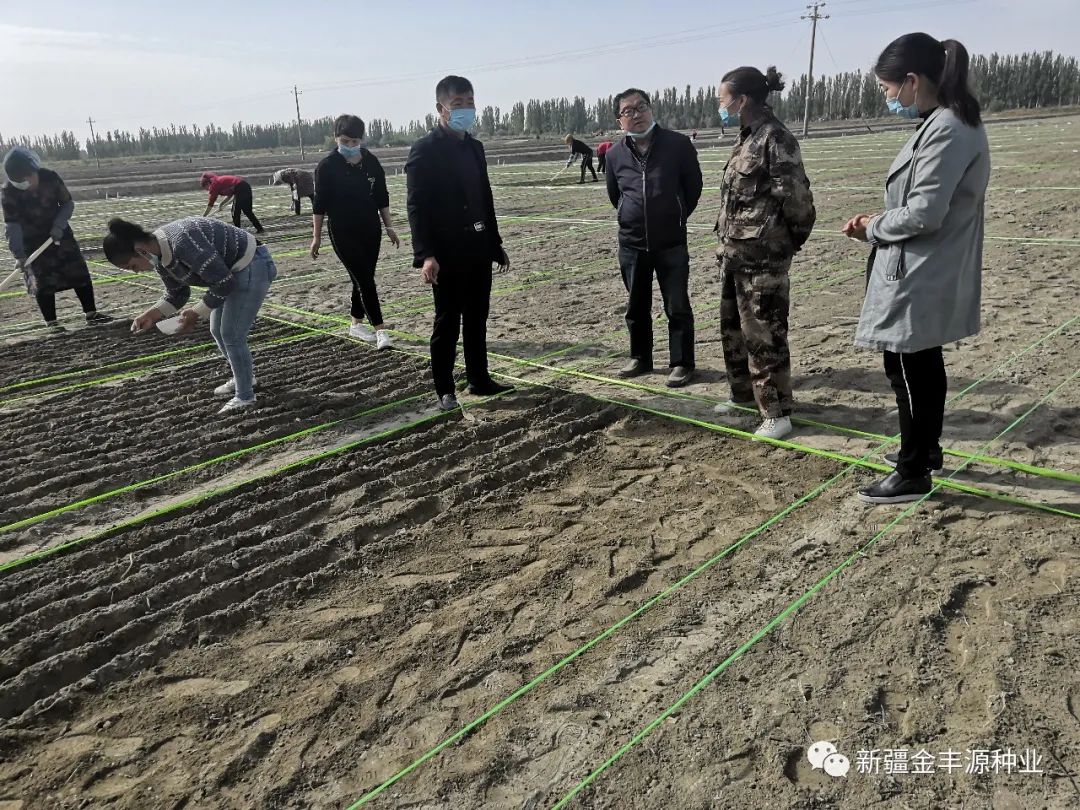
[0,117,1077,809]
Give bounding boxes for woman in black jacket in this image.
[310,114,399,351]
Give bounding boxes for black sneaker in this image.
[44,320,66,333]
[858,471,933,504]
[467,380,514,397]
[85,311,113,324]
[617,358,653,378]
[883,451,944,477]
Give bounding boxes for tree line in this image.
[2,50,1078,162]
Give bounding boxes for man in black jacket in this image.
[406,75,512,411]
[606,88,703,387]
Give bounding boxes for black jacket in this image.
[605,126,703,251]
[405,126,503,269]
[313,148,389,233]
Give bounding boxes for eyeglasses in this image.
[619,103,650,118]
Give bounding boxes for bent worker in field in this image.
[605,88,703,388]
[270,168,315,215]
[200,172,264,234]
[596,139,613,174]
[564,135,598,183]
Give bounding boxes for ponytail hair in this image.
[721,65,785,106]
[102,217,153,265]
[875,33,981,127]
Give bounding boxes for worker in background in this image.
[200,172,264,233]
[2,147,111,330]
[596,140,613,174]
[564,135,598,183]
[270,168,315,215]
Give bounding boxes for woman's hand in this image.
[842,214,873,242]
[385,227,400,249]
[177,308,200,334]
[310,236,321,259]
[131,307,165,335]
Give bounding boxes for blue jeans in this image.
[209,246,277,400]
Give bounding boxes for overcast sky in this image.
[2,0,1078,142]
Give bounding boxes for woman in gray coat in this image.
[843,33,989,504]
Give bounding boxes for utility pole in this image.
[86,116,101,168]
[293,85,305,159]
[801,3,829,137]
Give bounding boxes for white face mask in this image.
[8,179,30,190]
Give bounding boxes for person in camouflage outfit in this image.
[714,66,815,440]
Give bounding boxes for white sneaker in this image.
[713,399,755,415]
[348,322,376,343]
[438,393,459,411]
[754,416,792,439]
[213,378,256,397]
[375,329,394,350]
[218,397,256,414]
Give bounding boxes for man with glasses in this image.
[605,88,703,387]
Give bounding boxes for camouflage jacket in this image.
[715,111,816,271]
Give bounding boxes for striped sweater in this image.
[152,217,257,317]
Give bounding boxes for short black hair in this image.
[614,88,650,116]
[436,75,474,102]
[333,114,365,139]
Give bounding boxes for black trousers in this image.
[884,347,946,478]
[329,224,384,325]
[618,242,695,368]
[597,153,607,174]
[36,284,96,322]
[430,260,493,397]
[580,154,598,182]
[231,181,264,232]
[293,193,315,216]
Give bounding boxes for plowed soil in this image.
[0,118,1077,809]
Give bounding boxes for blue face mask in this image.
[718,101,740,128]
[628,120,657,140]
[137,249,161,270]
[886,78,920,119]
[8,178,30,191]
[337,143,363,158]
[446,108,476,132]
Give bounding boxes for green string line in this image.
[0,392,428,536]
[268,298,1080,490]
[552,366,1080,809]
[0,333,315,407]
[0,402,453,574]
[345,298,1073,808]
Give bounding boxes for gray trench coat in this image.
[855,107,990,353]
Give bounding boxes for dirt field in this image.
[0,117,1077,809]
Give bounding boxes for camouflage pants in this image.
[719,262,793,418]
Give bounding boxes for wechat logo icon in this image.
[808,741,851,778]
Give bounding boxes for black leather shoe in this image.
[883,451,944,477]
[617,358,653,378]
[467,380,514,397]
[858,471,933,504]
